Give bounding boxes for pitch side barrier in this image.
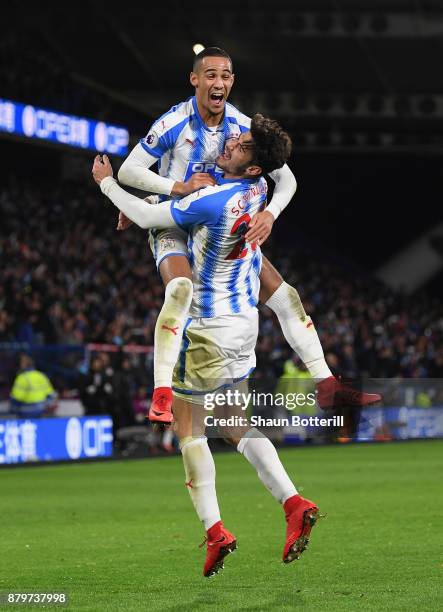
[0,343,154,388]
[171,375,443,444]
[1,344,442,465]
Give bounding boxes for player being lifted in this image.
[117,47,380,425]
[93,114,321,578]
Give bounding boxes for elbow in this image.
[274,164,297,198]
[137,208,156,229]
[284,165,297,196]
[279,164,297,198]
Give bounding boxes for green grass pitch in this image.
[1,440,442,611]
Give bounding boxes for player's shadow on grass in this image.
[163,583,306,611]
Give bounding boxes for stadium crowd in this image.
[1,177,443,389]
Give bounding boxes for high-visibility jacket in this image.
[275,361,317,415]
[10,368,55,417]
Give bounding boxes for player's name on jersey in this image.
[204,415,345,428]
[232,181,268,217]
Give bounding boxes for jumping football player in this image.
[117,47,380,426]
[93,115,321,578]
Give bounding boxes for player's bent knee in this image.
[179,435,205,450]
[259,270,284,303]
[284,282,308,320]
[167,277,193,304]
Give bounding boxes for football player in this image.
[117,47,380,426]
[93,115,321,577]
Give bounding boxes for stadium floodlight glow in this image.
[0,98,129,156]
[193,43,205,55]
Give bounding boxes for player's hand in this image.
[92,154,113,185]
[245,210,275,246]
[117,211,133,231]
[172,173,216,196]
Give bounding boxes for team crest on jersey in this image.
[227,125,241,139]
[159,237,176,251]
[145,130,159,148]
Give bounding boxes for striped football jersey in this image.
[140,96,251,188]
[170,176,267,318]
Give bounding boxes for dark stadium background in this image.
[1,0,443,455]
[2,3,443,610]
[4,0,443,278]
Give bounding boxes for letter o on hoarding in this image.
[83,419,100,457]
[94,122,108,152]
[66,417,82,459]
[22,105,36,137]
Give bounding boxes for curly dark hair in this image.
[250,113,292,174]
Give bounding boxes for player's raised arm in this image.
[267,164,297,219]
[92,155,176,229]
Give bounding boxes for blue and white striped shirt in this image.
[140,97,251,187]
[170,177,267,318]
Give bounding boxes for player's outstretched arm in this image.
[92,155,176,230]
[118,143,216,197]
[116,143,216,231]
[244,164,297,245]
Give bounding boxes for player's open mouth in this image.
[210,93,224,106]
[220,147,231,160]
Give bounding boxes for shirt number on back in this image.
[225,213,251,260]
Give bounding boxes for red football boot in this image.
[148,387,173,427]
[282,494,320,563]
[202,521,237,578]
[316,376,381,410]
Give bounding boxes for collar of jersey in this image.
[217,176,258,185]
[191,97,225,132]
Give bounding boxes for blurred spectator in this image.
[1,176,443,391]
[112,355,136,431]
[10,354,57,417]
[133,386,149,423]
[80,356,114,415]
[275,357,316,416]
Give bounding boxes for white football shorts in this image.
[143,196,187,268]
[172,308,259,404]
[149,226,189,268]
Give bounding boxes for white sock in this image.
[181,437,221,530]
[237,429,297,504]
[162,429,173,447]
[154,277,193,388]
[265,282,332,380]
